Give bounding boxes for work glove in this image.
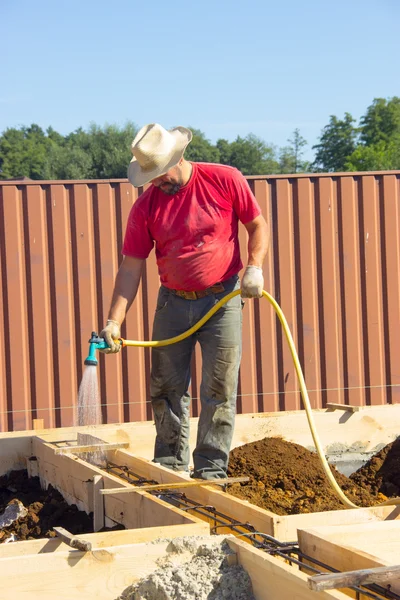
[241,266,264,298]
[99,320,122,354]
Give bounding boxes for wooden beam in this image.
[53,441,129,455]
[92,475,105,532]
[326,403,361,412]
[309,564,400,591]
[0,522,210,558]
[33,418,45,430]
[100,476,249,495]
[228,538,347,600]
[53,527,92,552]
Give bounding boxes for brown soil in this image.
[227,437,387,515]
[349,437,400,497]
[0,469,122,543]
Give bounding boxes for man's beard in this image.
[159,182,181,195]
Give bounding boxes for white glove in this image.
[241,266,264,298]
[99,320,122,354]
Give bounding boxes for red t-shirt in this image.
[122,162,261,291]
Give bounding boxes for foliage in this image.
[183,128,220,163]
[312,113,358,172]
[2,98,400,180]
[360,97,400,146]
[217,134,279,175]
[345,138,400,171]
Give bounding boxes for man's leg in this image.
[193,277,243,479]
[150,287,195,471]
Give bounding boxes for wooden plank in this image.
[326,403,361,413]
[298,522,400,595]
[53,526,92,552]
[100,476,249,494]
[309,564,400,591]
[53,441,129,454]
[0,521,210,558]
[227,538,347,600]
[93,475,105,532]
[33,418,45,430]
[0,541,174,600]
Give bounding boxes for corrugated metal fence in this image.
[1,172,399,432]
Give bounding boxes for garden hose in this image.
[98,290,400,509]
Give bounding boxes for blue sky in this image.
[2,0,399,160]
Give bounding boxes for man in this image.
[100,123,269,479]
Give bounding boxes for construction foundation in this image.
[1,406,400,599]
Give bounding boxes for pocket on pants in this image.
[155,288,169,314]
[152,398,181,444]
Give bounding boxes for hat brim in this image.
[127,126,192,187]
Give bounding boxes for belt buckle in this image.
[184,291,198,300]
[177,290,197,300]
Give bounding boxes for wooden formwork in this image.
[1,407,400,598]
[298,521,400,596]
[0,535,349,600]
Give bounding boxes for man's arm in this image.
[100,255,145,353]
[241,215,269,298]
[244,214,269,267]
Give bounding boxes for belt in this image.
[173,282,225,300]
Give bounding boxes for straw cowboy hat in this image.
[127,123,193,187]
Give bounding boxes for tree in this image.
[183,128,220,163]
[360,97,400,146]
[345,138,400,171]
[42,143,93,180]
[0,124,52,179]
[312,113,358,172]
[217,134,279,175]
[278,129,310,174]
[288,128,308,172]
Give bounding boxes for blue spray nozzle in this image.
[84,331,109,366]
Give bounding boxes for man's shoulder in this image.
[195,162,240,178]
[131,185,156,211]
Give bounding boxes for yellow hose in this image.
[120,289,399,509]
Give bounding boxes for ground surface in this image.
[227,437,390,515]
[0,470,99,542]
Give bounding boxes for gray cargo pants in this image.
[150,275,242,479]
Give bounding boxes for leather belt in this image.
[173,282,225,300]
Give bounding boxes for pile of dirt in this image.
[0,469,102,543]
[349,437,400,497]
[227,437,386,515]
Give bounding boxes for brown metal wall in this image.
[1,172,399,432]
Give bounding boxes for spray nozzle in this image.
[84,331,110,367]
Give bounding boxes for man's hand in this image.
[99,320,122,354]
[241,266,264,298]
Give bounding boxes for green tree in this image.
[312,113,358,172]
[289,128,308,172]
[183,128,220,162]
[278,129,310,174]
[360,97,400,146]
[67,122,137,178]
[218,134,279,175]
[345,138,400,171]
[42,143,93,180]
[0,124,52,179]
